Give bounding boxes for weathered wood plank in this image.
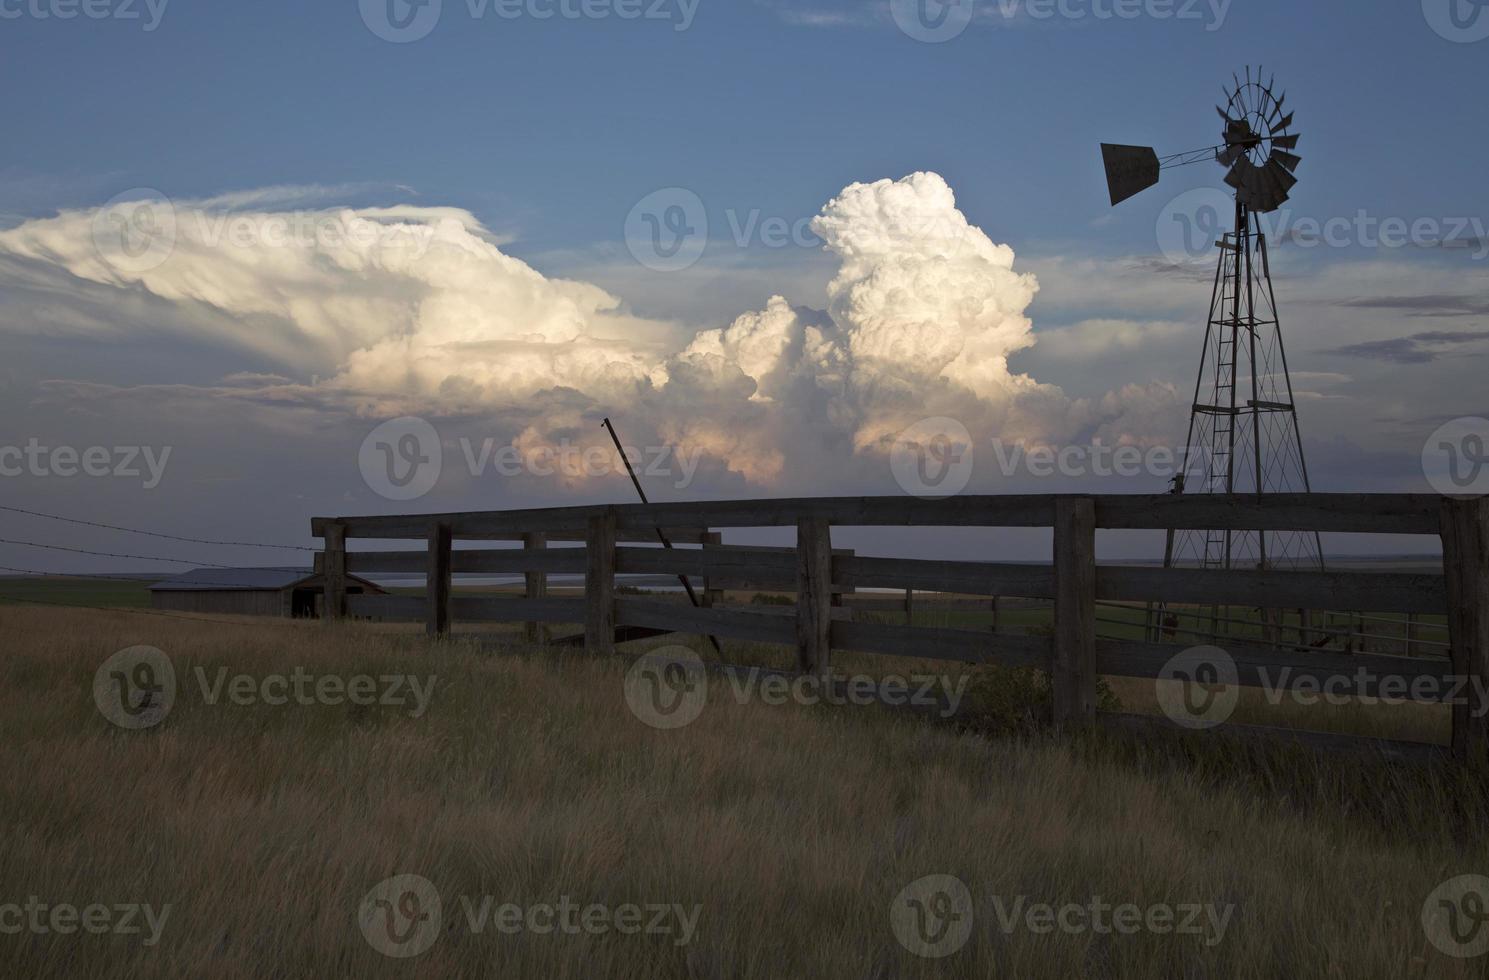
[345,549,587,575]
[1095,493,1441,535]
[312,511,708,542]
[315,493,1439,539]
[346,595,423,621]
[614,545,796,589]
[1053,497,1098,727]
[455,597,584,624]
[1096,566,1447,614]
[1096,638,1455,698]
[342,595,585,624]
[797,517,833,676]
[585,511,617,658]
[1442,496,1489,768]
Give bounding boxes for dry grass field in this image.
[4,604,1488,978]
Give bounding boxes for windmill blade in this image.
[1275,112,1294,131]
[1255,163,1287,208]
[1272,132,1300,150]
[1217,143,1246,167]
[1242,166,1267,207]
[1271,148,1303,172]
[1224,157,1254,193]
[1269,91,1287,121]
[1100,143,1161,206]
[1265,158,1298,196]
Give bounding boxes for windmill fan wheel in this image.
[1216,67,1301,213]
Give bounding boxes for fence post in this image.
[796,517,833,677]
[1052,496,1097,727]
[427,522,452,638]
[904,588,914,624]
[585,510,617,658]
[1441,496,1489,769]
[523,532,548,645]
[323,521,347,623]
[701,531,724,607]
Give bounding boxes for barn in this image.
[149,567,386,618]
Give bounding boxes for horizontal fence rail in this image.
[314,493,1487,767]
[311,493,1446,539]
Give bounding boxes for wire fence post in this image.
[585,509,617,658]
[796,517,833,678]
[1442,496,1489,769]
[701,532,724,607]
[1053,496,1097,727]
[323,521,347,623]
[523,532,548,645]
[426,522,452,638]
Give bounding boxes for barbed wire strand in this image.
[0,504,315,552]
[0,564,332,592]
[0,537,256,569]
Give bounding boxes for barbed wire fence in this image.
[0,504,322,628]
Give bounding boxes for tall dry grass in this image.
[2,605,1487,978]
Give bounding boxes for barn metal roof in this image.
[148,567,317,592]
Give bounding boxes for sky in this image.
[1,0,1486,571]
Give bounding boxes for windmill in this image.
[1101,68,1323,643]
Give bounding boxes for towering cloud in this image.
[0,174,1178,490]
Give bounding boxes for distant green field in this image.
[0,577,153,608]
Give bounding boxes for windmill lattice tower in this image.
[1170,191,1322,573]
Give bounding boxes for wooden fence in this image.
[312,493,1489,766]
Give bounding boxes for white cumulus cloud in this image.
[0,172,1180,489]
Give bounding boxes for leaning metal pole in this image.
[601,418,722,655]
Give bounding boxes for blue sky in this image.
[1,0,1486,567]
[4,0,1484,257]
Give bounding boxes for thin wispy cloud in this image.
[1321,329,1489,364]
